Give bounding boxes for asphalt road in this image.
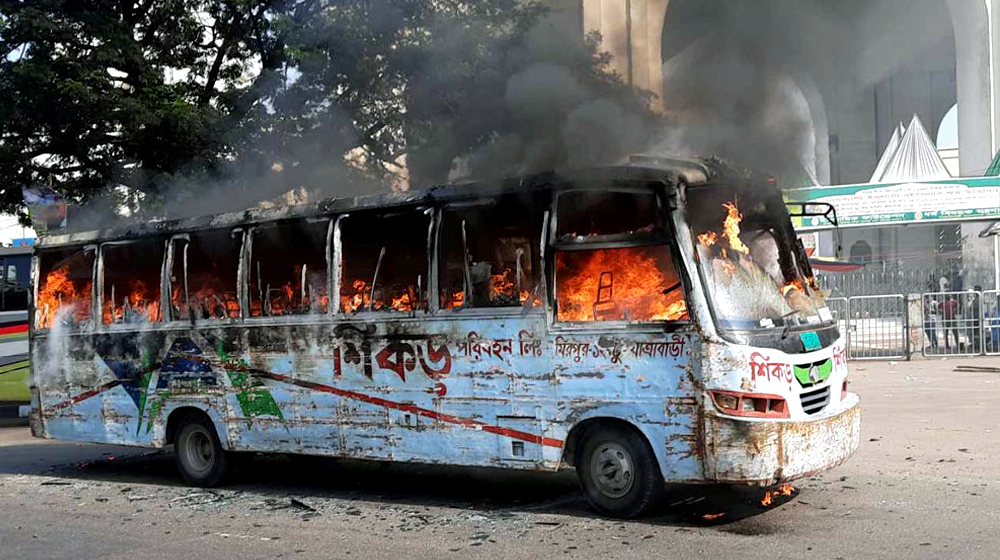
[1,357,998,560]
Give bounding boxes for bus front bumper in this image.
[701,393,861,485]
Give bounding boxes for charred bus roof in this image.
[36,157,752,250]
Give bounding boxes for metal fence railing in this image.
[847,295,908,360]
[816,267,995,299]
[984,291,1000,356]
[921,291,985,357]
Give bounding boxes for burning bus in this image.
[28,157,859,518]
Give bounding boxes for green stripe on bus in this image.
[0,360,29,375]
[0,367,30,401]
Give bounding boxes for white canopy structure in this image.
[869,122,903,182]
[870,115,951,183]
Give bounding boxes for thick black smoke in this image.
[655,0,855,183]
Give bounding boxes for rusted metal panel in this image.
[31,316,700,477]
[702,394,861,484]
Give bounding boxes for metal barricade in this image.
[921,291,984,357]
[826,296,849,345]
[847,295,907,360]
[982,291,1000,356]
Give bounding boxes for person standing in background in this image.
[968,287,983,354]
[939,296,961,351]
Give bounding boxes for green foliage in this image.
[0,0,290,217]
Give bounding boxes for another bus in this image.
[29,158,859,518]
[0,246,31,420]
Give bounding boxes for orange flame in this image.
[36,262,93,329]
[341,279,419,313]
[103,279,161,325]
[722,202,750,255]
[556,247,688,322]
[781,279,805,297]
[761,483,796,507]
[698,232,718,247]
[391,290,414,312]
[491,269,517,301]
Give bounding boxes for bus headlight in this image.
[710,390,790,419]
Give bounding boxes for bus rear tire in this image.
[577,424,662,519]
[174,414,233,487]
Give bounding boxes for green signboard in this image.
[786,177,1000,230]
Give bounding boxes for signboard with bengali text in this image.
[786,177,1000,230]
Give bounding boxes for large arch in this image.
[655,0,830,183]
[944,0,996,174]
[559,0,993,179]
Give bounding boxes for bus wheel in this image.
[577,424,662,518]
[174,414,233,487]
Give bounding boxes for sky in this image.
[936,103,958,149]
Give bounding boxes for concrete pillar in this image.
[581,0,668,110]
[946,0,996,174]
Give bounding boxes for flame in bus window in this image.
[171,273,240,320]
[722,202,750,255]
[697,200,825,317]
[103,279,161,324]
[340,279,420,313]
[250,265,329,317]
[36,258,93,329]
[556,246,688,322]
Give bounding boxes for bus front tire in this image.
[577,424,662,519]
[173,414,234,487]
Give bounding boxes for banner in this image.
[786,177,1000,230]
[22,185,67,233]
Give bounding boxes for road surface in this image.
[1,357,998,559]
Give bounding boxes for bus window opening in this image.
[249,221,329,317]
[36,248,95,330]
[554,190,687,323]
[170,230,242,321]
[340,212,429,313]
[439,197,544,310]
[102,239,165,325]
[690,195,829,331]
[556,245,688,322]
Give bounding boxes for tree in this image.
[0,0,292,218]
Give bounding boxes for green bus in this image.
[0,246,31,419]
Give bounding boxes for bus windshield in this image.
[687,186,830,332]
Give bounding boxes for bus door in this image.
[436,195,550,465]
[548,187,701,479]
[334,208,440,460]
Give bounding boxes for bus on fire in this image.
[28,158,859,518]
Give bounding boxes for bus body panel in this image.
[32,316,701,479]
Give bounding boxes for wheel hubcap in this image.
[590,442,634,499]
[182,428,214,475]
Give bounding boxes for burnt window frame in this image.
[32,244,99,334]
[548,182,692,330]
[333,206,435,318]
[433,198,550,317]
[97,238,170,331]
[243,218,334,323]
[164,228,247,325]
